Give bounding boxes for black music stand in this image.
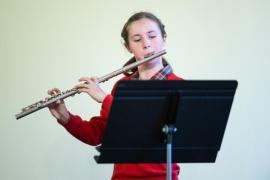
[94,80,238,180]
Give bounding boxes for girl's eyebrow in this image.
[131,30,157,38]
[147,30,156,34]
[132,34,141,38]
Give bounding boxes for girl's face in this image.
[126,18,166,61]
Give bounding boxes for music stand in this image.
[94,80,238,180]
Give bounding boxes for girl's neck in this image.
[138,59,164,80]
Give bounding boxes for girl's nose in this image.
[142,38,151,49]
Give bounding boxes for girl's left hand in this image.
[74,76,106,103]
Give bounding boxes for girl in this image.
[48,11,181,180]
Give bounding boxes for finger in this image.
[49,90,59,97]
[74,83,89,90]
[90,77,99,83]
[47,88,61,95]
[47,89,55,96]
[76,87,92,94]
[49,88,61,93]
[45,96,50,102]
[56,99,62,104]
[78,77,91,83]
[79,77,98,84]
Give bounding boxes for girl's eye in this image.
[149,36,156,39]
[134,39,141,42]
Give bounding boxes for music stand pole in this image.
[163,125,177,180]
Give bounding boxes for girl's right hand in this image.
[47,88,70,124]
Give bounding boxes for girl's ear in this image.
[163,33,167,43]
[124,43,132,53]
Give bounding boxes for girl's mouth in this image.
[144,52,155,58]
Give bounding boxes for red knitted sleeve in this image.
[59,94,113,145]
[58,76,129,146]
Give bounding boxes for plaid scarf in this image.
[131,64,173,80]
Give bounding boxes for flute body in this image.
[15,50,166,119]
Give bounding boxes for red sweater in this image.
[61,73,182,180]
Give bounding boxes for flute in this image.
[15,50,166,120]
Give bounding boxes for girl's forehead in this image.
[128,18,160,35]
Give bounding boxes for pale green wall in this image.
[1,0,269,179]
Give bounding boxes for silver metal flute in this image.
[15,50,166,120]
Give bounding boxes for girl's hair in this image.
[121,12,169,76]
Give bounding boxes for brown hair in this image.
[121,12,169,76]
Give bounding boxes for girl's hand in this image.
[47,88,70,123]
[74,77,106,103]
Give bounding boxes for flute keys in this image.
[21,100,44,112]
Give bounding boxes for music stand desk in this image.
[94,80,238,179]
